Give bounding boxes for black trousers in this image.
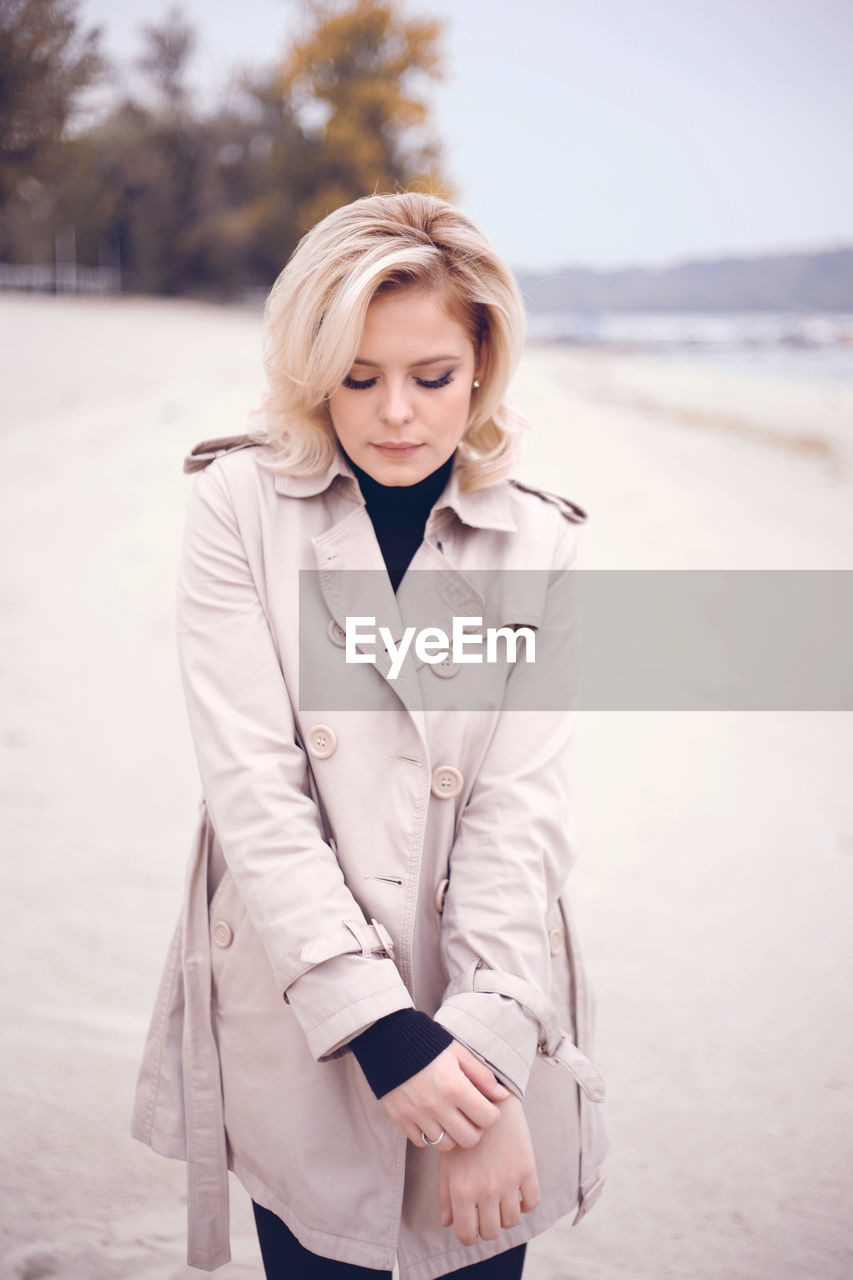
[252,1201,527,1279]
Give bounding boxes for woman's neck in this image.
[338,447,456,592]
[341,448,455,509]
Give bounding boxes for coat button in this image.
[307,725,337,759]
[327,619,347,648]
[549,928,563,955]
[212,921,233,948]
[430,653,461,679]
[435,878,449,913]
[431,765,463,799]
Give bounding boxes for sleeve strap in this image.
[442,962,605,1103]
[280,918,395,1001]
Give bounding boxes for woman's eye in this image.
[342,370,455,391]
[416,370,454,390]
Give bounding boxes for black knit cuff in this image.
[349,1009,455,1099]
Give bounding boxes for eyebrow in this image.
[351,354,462,368]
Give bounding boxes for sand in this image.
[1,293,851,1279]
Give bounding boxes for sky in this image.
[77,0,853,271]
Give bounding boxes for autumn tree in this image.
[124,6,201,291]
[278,0,448,233]
[1,0,451,295]
[0,0,102,256]
[137,3,193,116]
[214,71,315,287]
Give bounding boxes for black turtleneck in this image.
[343,448,454,592]
[342,446,457,1098]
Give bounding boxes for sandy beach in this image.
[1,293,851,1280]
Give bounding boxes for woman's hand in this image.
[381,1042,509,1151]
[437,1095,540,1247]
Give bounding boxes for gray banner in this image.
[297,570,853,712]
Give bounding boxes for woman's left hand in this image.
[437,1094,540,1247]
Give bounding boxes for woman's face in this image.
[327,286,482,486]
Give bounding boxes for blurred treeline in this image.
[0,0,448,296]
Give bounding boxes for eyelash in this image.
[342,370,455,391]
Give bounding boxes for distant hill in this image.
[516,246,853,312]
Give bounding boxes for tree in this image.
[123,7,200,291]
[0,0,452,295]
[278,0,449,232]
[0,0,102,207]
[137,4,193,117]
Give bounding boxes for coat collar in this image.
[273,448,518,534]
[184,433,518,533]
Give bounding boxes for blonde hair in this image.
[258,192,528,491]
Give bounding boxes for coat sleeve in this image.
[176,460,413,1060]
[433,516,584,1098]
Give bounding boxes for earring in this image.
[472,379,480,389]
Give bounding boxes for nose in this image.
[379,379,414,428]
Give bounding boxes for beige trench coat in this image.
[131,436,607,1279]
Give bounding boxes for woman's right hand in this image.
[380,1042,510,1151]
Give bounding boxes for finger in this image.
[476,1201,502,1242]
[454,1081,503,1133]
[451,1199,478,1248]
[519,1169,541,1214]
[500,1194,522,1230]
[404,1112,458,1152]
[455,1048,510,1101]
[419,1124,457,1153]
[422,1126,455,1157]
[403,1118,436,1148]
[438,1159,452,1228]
[441,1108,484,1151]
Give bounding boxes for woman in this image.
[132,192,606,1280]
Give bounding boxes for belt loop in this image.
[370,919,395,960]
[343,920,372,957]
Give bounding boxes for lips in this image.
[371,441,424,458]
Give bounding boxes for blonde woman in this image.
[133,192,606,1280]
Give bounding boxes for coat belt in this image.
[181,805,231,1270]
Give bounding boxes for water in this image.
[525,311,853,384]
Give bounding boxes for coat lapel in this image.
[396,540,485,672]
[311,506,426,728]
[284,447,524,726]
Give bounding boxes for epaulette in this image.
[183,433,265,474]
[509,477,588,524]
